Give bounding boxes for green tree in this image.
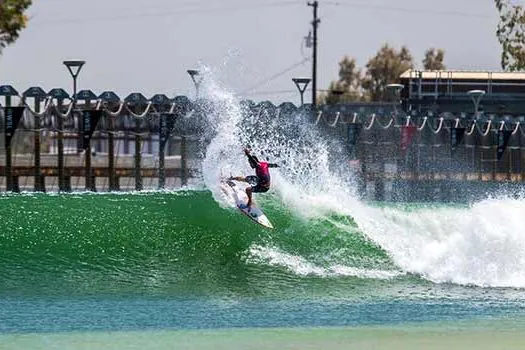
[0,0,32,55]
[494,0,525,71]
[423,48,446,70]
[319,56,364,105]
[361,44,414,101]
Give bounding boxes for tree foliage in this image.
[321,44,448,104]
[361,44,414,101]
[494,0,525,71]
[423,48,446,70]
[0,0,32,55]
[318,56,365,104]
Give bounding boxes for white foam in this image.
[350,196,525,288]
[246,244,402,279]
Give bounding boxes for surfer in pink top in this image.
[229,148,279,209]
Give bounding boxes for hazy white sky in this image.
[0,0,502,105]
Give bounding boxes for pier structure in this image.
[311,70,525,201]
[0,85,199,192]
[2,69,525,201]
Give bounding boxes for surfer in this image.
[229,148,279,210]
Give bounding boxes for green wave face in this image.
[0,192,397,298]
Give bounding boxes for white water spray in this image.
[197,65,361,213]
[196,66,247,206]
[351,197,525,287]
[196,67,525,288]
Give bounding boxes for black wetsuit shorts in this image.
[245,175,270,193]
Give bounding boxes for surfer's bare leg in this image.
[246,186,253,208]
[245,186,253,208]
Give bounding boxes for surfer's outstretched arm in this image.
[244,148,259,169]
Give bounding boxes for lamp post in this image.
[467,89,486,118]
[64,60,86,170]
[292,77,311,106]
[63,60,85,191]
[63,60,85,100]
[187,69,203,99]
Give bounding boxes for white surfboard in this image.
[220,180,274,229]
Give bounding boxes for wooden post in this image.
[83,102,96,191]
[507,142,512,181]
[57,99,67,192]
[85,139,94,191]
[359,130,368,199]
[158,138,166,190]
[34,97,45,192]
[108,113,117,191]
[476,132,482,181]
[492,130,497,181]
[415,130,421,182]
[518,132,525,181]
[158,114,166,190]
[5,96,14,192]
[180,135,187,187]
[134,121,142,191]
[431,130,435,181]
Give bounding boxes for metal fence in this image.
[314,103,525,201]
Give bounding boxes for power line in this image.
[243,89,298,96]
[244,88,335,96]
[33,1,304,25]
[240,57,310,95]
[324,1,492,19]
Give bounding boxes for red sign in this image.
[400,125,417,154]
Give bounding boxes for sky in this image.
[0,0,504,105]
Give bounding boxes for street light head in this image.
[386,83,404,92]
[386,84,404,98]
[187,69,202,84]
[187,69,202,98]
[467,89,486,98]
[292,77,311,94]
[292,77,311,106]
[385,84,404,105]
[63,60,85,68]
[63,60,86,78]
[467,89,486,116]
[292,77,311,85]
[187,69,200,78]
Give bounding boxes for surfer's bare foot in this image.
[239,203,250,211]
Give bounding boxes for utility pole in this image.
[308,1,319,108]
